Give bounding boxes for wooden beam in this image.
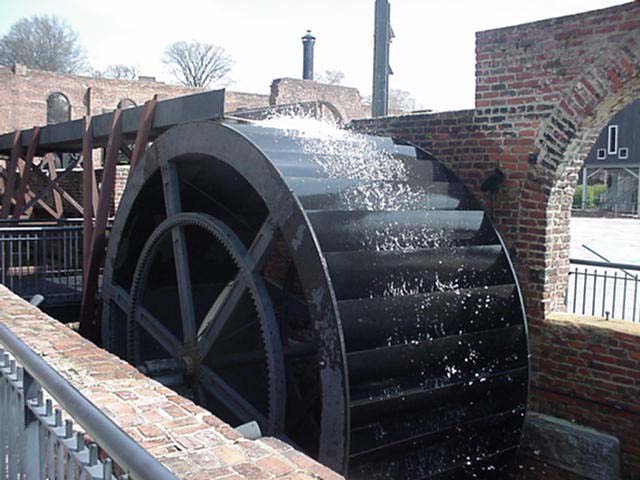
[0,165,58,218]
[23,158,83,215]
[13,127,41,219]
[0,131,22,218]
[43,153,63,218]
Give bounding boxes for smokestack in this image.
[302,30,316,80]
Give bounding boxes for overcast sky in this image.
[0,0,627,112]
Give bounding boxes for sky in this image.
[0,0,628,112]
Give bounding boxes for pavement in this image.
[568,217,640,321]
[571,217,640,265]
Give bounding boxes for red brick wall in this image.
[475,3,640,111]
[530,313,640,478]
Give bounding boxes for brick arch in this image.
[523,46,640,322]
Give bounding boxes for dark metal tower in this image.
[372,0,392,117]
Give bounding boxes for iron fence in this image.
[0,221,84,304]
[0,321,179,480]
[566,258,640,322]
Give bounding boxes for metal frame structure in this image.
[0,322,179,480]
[0,90,225,341]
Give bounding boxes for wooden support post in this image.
[1,131,22,218]
[13,127,41,219]
[82,117,94,272]
[80,109,123,341]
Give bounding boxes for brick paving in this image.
[0,284,342,480]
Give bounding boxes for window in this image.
[117,98,136,109]
[607,125,618,155]
[46,92,71,124]
[619,147,629,160]
[597,148,606,160]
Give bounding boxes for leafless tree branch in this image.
[162,41,232,88]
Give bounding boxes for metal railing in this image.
[0,322,179,480]
[566,258,640,322]
[0,221,84,304]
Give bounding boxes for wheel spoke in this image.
[136,306,183,358]
[197,273,247,357]
[171,225,197,346]
[161,161,182,216]
[198,365,267,427]
[245,215,275,271]
[108,284,132,312]
[160,162,197,346]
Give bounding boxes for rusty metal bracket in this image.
[80,108,123,340]
[82,116,94,272]
[129,95,157,174]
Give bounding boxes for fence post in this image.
[22,366,43,479]
[0,350,8,478]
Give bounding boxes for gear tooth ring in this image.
[127,212,285,436]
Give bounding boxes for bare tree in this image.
[389,89,420,112]
[163,41,232,88]
[317,69,345,85]
[0,15,87,74]
[101,64,138,80]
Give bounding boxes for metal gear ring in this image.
[127,211,286,436]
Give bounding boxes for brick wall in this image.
[0,65,271,134]
[270,78,369,122]
[0,67,371,135]
[0,284,342,480]
[530,313,640,478]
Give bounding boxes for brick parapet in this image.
[0,285,342,480]
[474,2,640,110]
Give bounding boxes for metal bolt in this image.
[55,409,62,427]
[45,399,52,416]
[37,389,43,407]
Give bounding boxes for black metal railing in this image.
[566,258,640,322]
[0,221,85,304]
[0,322,180,480]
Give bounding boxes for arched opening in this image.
[46,92,71,125]
[517,53,640,325]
